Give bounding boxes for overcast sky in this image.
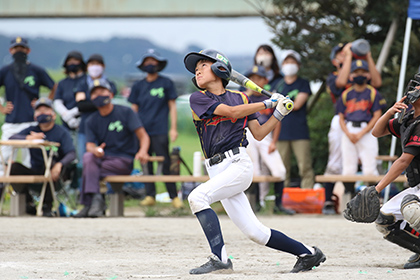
[0,17,278,56]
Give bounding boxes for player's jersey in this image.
[388,112,420,187]
[190,89,259,159]
[337,85,386,123]
[248,94,273,125]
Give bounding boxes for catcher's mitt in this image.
[343,186,381,223]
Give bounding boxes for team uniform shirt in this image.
[128,75,177,136]
[0,63,54,123]
[190,89,259,159]
[55,74,86,110]
[75,77,117,134]
[14,124,75,170]
[336,85,386,123]
[248,94,273,125]
[326,72,352,115]
[85,104,143,159]
[277,77,312,140]
[388,114,420,157]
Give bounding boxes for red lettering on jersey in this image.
[206,116,238,126]
[345,99,371,113]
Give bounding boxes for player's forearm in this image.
[169,100,177,131]
[136,127,150,154]
[214,103,265,119]
[376,159,410,192]
[48,84,57,100]
[367,53,382,88]
[372,111,393,138]
[251,117,279,141]
[336,54,352,88]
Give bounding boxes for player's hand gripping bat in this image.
[229,69,294,111]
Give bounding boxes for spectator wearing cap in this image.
[9,97,76,217]
[74,80,150,218]
[274,50,315,190]
[0,37,56,177]
[53,51,86,132]
[337,59,387,184]
[74,54,117,165]
[243,65,293,215]
[128,49,182,208]
[253,44,283,91]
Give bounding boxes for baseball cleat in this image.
[401,194,420,231]
[140,196,156,206]
[171,197,184,209]
[189,255,233,274]
[404,253,420,269]
[290,246,326,273]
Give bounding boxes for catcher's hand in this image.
[343,186,381,223]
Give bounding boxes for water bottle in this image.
[351,39,370,59]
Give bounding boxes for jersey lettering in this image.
[206,116,238,126]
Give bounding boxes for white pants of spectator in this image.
[324,115,342,175]
[0,122,36,176]
[341,121,378,176]
[246,130,286,205]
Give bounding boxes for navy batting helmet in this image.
[184,49,232,89]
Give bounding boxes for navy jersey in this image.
[190,89,259,158]
[337,85,386,123]
[75,76,117,133]
[15,124,75,170]
[248,94,273,125]
[0,63,54,123]
[85,104,143,159]
[128,75,177,136]
[55,74,86,110]
[277,77,312,140]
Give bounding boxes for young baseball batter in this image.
[344,77,420,269]
[183,49,326,274]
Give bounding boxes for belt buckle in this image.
[211,153,223,166]
[352,121,361,128]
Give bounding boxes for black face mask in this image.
[12,51,27,63]
[66,64,81,74]
[142,65,158,74]
[36,114,53,124]
[91,95,111,107]
[353,75,367,85]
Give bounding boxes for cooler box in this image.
[282,188,325,214]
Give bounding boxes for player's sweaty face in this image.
[195,60,216,88]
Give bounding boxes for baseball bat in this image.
[229,69,294,111]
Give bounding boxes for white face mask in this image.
[255,55,272,68]
[88,65,104,78]
[282,63,299,76]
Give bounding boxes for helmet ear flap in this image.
[211,62,231,81]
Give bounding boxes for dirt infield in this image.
[0,210,418,280]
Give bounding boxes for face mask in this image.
[88,65,104,78]
[36,114,53,124]
[91,95,111,107]
[66,64,81,73]
[12,51,27,63]
[353,75,367,85]
[282,63,299,76]
[142,64,158,74]
[255,55,272,68]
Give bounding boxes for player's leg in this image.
[376,186,420,268]
[291,139,314,189]
[245,130,262,210]
[358,130,379,175]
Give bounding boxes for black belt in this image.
[350,121,367,128]
[209,147,240,166]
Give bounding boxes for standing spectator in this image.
[253,44,283,91]
[275,50,314,189]
[53,51,86,132]
[0,37,56,176]
[9,98,76,217]
[128,49,182,209]
[74,54,117,165]
[244,65,293,214]
[337,59,386,180]
[74,80,150,218]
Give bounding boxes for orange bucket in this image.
[282,188,325,214]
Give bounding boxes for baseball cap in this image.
[330,42,347,61]
[351,59,369,72]
[245,65,267,78]
[34,97,53,110]
[136,49,167,72]
[89,79,113,94]
[10,36,29,48]
[280,50,301,64]
[87,54,105,65]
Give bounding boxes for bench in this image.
[103,175,282,217]
[315,174,407,183]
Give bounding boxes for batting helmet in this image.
[184,49,232,89]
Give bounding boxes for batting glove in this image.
[273,97,294,121]
[262,93,281,109]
